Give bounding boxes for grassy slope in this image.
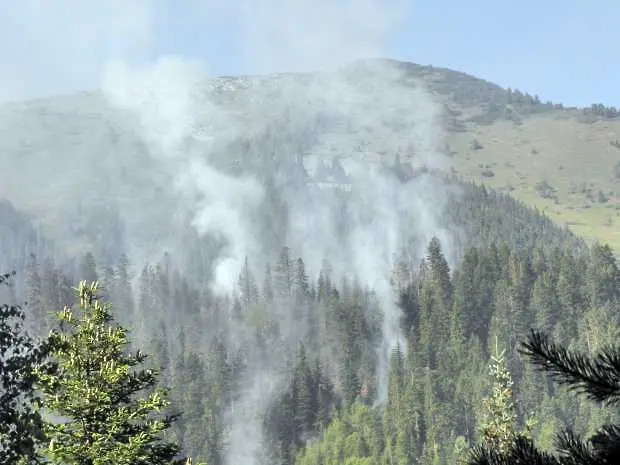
[395,60,620,253]
[446,113,620,252]
[1,60,618,254]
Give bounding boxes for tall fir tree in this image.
[478,339,519,455]
[35,281,186,465]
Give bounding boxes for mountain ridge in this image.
[1,58,619,253]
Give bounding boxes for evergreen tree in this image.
[263,262,274,304]
[427,237,453,308]
[41,259,60,312]
[115,254,135,322]
[24,254,44,335]
[556,249,583,328]
[293,343,313,435]
[79,252,98,284]
[35,281,186,465]
[293,258,309,304]
[238,256,259,310]
[478,339,519,455]
[0,272,52,465]
[274,247,293,301]
[469,330,620,465]
[587,243,619,308]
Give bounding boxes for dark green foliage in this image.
[238,256,259,309]
[263,344,338,464]
[0,271,52,465]
[469,436,560,465]
[469,330,620,465]
[0,161,617,465]
[520,331,620,406]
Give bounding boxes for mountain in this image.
[0,59,619,465]
[1,58,618,260]
[392,60,620,253]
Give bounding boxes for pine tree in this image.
[425,237,453,363]
[530,272,559,333]
[0,271,53,465]
[79,252,98,284]
[341,330,361,408]
[180,353,209,461]
[478,339,519,455]
[274,247,293,301]
[102,265,116,302]
[469,330,620,464]
[556,249,583,332]
[24,254,44,335]
[452,248,479,338]
[293,343,313,435]
[263,262,274,304]
[115,254,135,322]
[587,243,619,308]
[238,256,259,310]
[41,259,60,312]
[312,358,335,432]
[35,281,186,465]
[427,237,453,308]
[293,258,309,304]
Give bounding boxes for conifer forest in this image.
[0,60,619,465]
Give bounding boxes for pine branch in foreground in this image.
[519,330,620,406]
[468,330,620,465]
[554,428,599,465]
[468,436,560,465]
[589,424,620,464]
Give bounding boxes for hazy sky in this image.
[0,0,616,107]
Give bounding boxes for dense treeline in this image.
[468,329,620,464]
[3,235,617,464]
[0,164,618,464]
[7,240,619,463]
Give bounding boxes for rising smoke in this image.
[0,1,454,463]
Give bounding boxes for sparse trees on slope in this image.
[0,271,52,465]
[35,280,186,465]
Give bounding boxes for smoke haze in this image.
[0,1,455,463]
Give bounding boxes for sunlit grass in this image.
[448,112,620,253]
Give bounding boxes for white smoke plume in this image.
[274,64,453,400]
[101,57,264,294]
[0,0,455,463]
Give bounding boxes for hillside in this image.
[449,114,620,253]
[0,59,618,465]
[368,59,619,252]
[0,59,618,257]
[318,60,619,253]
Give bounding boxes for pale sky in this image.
[0,0,616,107]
